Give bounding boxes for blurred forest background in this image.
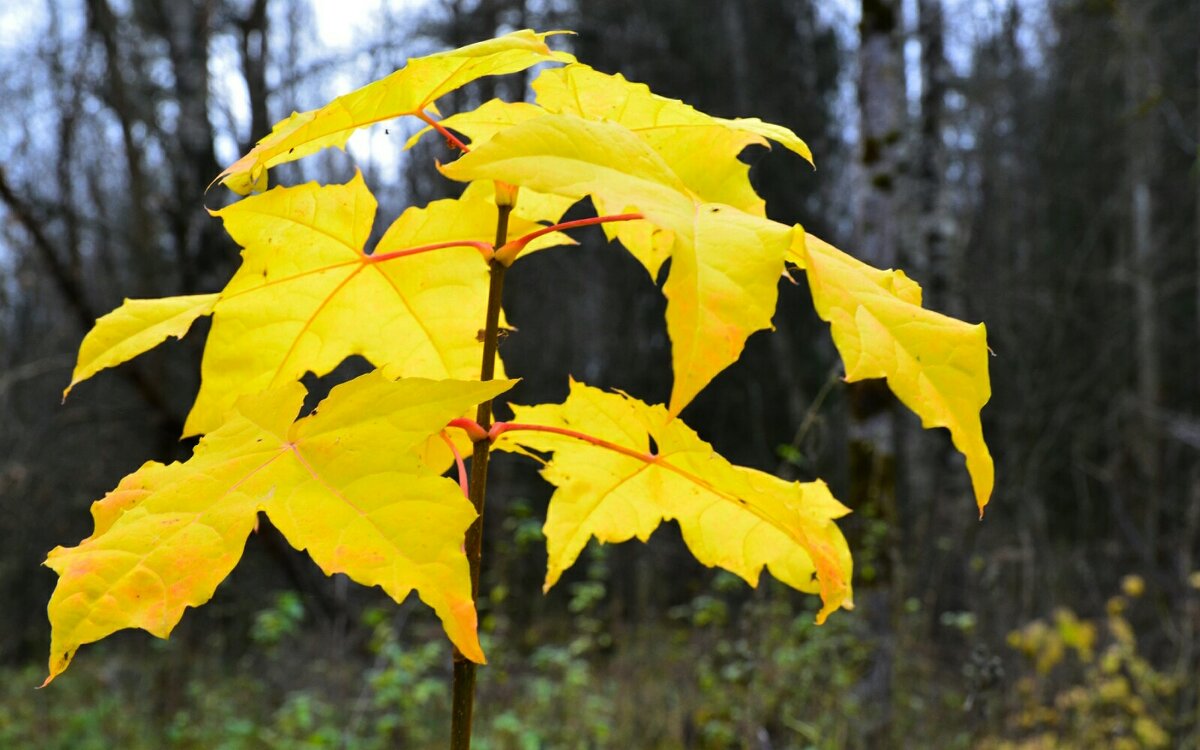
[1,0,1198,748]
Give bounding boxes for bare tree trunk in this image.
[1121,0,1163,548]
[723,0,750,114]
[911,0,971,640]
[1180,23,1200,745]
[144,0,226,289]
[914,0,947,308]
[237,0,272,154]
[855,0,906,741]
[47,2,83,277]
[1178,475,1200,746]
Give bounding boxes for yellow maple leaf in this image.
[415,66,813,279]
[493,380,853,623]
[407,96,674,273]
[217,30,574,194]
[793,232,994,513]
[533,63,811,276]
[44,373,516,685]
[64,173,568,436]
[534,63,811,214]
[440,113,795,416]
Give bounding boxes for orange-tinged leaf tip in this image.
[465,644,486,665]
[542,567,564,594]
[447,597,486,664]
[42,654,66,686]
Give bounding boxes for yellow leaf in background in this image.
[63,294,218,399]
[793,233,994,513]
[44,373,515,685]
[440,114,794,415]
[216,30,574,194]
[494,381,853,623]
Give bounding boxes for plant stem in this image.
[416,110,471,153]
[439,430,470,498]
[489,421,657,464]
[449,203,511,750]
[493,212,644,266]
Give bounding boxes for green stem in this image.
[448,203,511,750]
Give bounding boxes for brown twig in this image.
[448,202,512,750]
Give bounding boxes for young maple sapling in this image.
[42,30,993,748]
